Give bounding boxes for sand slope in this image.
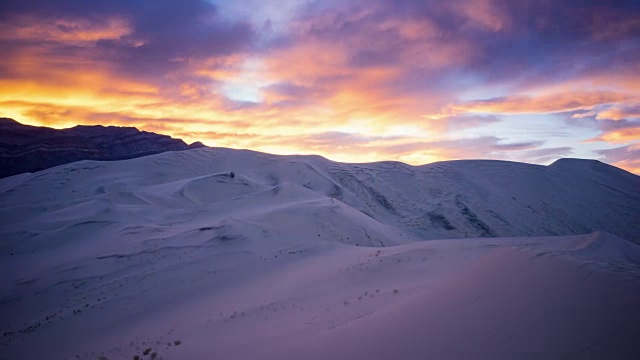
[1,148,639,359]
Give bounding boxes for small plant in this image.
[393,289,399,294]
[143,348,151,355]
[173,340,182,346]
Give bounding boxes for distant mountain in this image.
[0,118,205,178]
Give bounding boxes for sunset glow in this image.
[1,0,638,172]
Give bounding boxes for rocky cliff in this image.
[0,118,204,178]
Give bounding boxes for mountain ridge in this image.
[0,118,204,178]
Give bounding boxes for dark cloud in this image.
[279,0,640,93]
[457,0,640,87]
[1,0,638,172]
[492,141,544,151]
[0,0,255,82]
[600,119,640,131]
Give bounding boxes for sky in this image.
[0,0,639,172]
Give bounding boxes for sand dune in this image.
[1,148,639,359]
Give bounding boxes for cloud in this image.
[379,136,552,165]
[592,127,640,144]
[255,0,482,130]
[588,119,640,143]
[597,143,640,174]
[492,141,544,151]
[596,103,640,120]
[423,114,502,132]
[292,134,548,165]
[0,1,263,143]
[518,147,574,164]
[305,131,401,146]
[451,91,635,115]
[0,0,255,87]
[0,15,133,44]
[255,0,640,136]
[0,0,639,170]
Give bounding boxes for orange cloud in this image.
[596,104,640,120]
[257,19,473,136]
[593,127,640,143]
[597,143,640,175]
[452,91,636,115]
[0,15,134,45]
[1,0,639,173]
[611,159,640,175]
[453,0,511,32]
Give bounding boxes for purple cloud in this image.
[0,0,255,82]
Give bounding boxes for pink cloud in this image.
[452,91,635,115]
[597,143,640,174]
[597,103,640,120]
